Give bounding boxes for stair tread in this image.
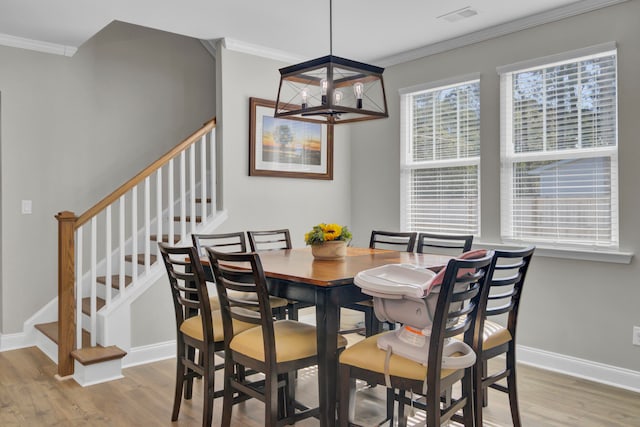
[81,297,106,316]
[71,345,127,365]
[96,275,133,288]
[124,254,158,265]
[150,234,181,244]
[173,215,203,222]
[35,321,91,348]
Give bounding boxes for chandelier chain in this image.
[329,0,333,55]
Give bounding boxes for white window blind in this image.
[500,47,618,248]
[401,79,480,235]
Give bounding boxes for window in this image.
[400,76,480,235]
[499,44,618,248]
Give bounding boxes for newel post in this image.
[56,210,77,377]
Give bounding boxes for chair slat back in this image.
[416,232,474,255]
[247,229,292,252]
[369,230,417,252]
[159,242,215,342]
[206,249,277,362]
[427,252,495,380]
[484,246,535,338]
[192,232,247,257]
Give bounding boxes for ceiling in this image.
[0,0,622,65]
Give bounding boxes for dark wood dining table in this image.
[243,246,451,427]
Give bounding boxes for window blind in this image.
[401,79,480,235]
[500,48,618,247]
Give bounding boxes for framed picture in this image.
[249,97,333,180]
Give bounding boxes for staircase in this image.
[35,117,225,386]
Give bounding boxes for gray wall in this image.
[0,21,215,334]
[129,42,355,346]
[351,1,640,371]
[214,43,352,244]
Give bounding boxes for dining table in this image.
[231,246,451,427]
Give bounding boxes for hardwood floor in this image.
[1,345,638,426]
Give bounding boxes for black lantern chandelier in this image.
[274,0,388,124]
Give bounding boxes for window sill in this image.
[474,241,633,264]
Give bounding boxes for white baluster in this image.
[180,151,186,239]
[76,227,83,350]
[119,195,126,296]
[200,134,207,221]
[90,217,97,347]
[156,168,163,255]
[169,160,175,245]
[106,206,112,305]
[210,128,217,211]
[131,187,138,282]
[144,176,151,272]
[190,144,196,234]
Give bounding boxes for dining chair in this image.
[416,232,474,255]
[191,232,288,319]
[247,228,293,252]
[206,247,348,427]
[342,230,418,337]
[246,229,312,321]
[369,230,418,252]
[158,242,255,427]
[473,246,535,427]
[338,251,495,427]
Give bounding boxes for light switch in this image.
[21,200,32,214]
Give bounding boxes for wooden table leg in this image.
[316,288,339,427]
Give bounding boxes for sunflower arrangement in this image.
[304,223,352,246]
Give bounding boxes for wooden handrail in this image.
[75,118,216,228]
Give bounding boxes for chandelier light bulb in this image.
[321,79,328,104]
[334,90,343,105]
[353,82,364,109]
[300,88,309,109]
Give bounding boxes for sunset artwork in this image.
[261,116,322,166]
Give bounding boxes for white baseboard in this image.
[6,329,640,394]
[0,332,35,351]
[122,340,176,368]
[517,344,640,393]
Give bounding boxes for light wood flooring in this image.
[1,345,639,426]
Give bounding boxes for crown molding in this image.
[222,37,306,64]
[200,39,217,59]
[0,32,77,57]
[375,0,629,67]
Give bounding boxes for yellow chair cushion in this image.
[230,320,348,363]
[209,294,288,310]
[180,310,255,342]
[482,319,512,350]
[339,333,462,381]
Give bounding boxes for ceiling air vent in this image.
[437,6,478,23]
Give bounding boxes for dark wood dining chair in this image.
[192,232,288,319]
[369,230,418,252]
[338,251,495,427]
[416,232,474,255]
[474,246,535,427]
[158,242,254,427]
[342,230,418,337]
[206,248,348,427]
[246,229,312,320]
[247,228,292,252]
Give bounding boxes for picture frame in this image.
[249,97,333,180]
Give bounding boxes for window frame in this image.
[499,44,619,249]
[400,74,481,236]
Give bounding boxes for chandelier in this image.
[274,0,388,124]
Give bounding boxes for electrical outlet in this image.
[633,326,640,346]
[21,199,32,215]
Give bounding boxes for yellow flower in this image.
[323,223,342,241]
